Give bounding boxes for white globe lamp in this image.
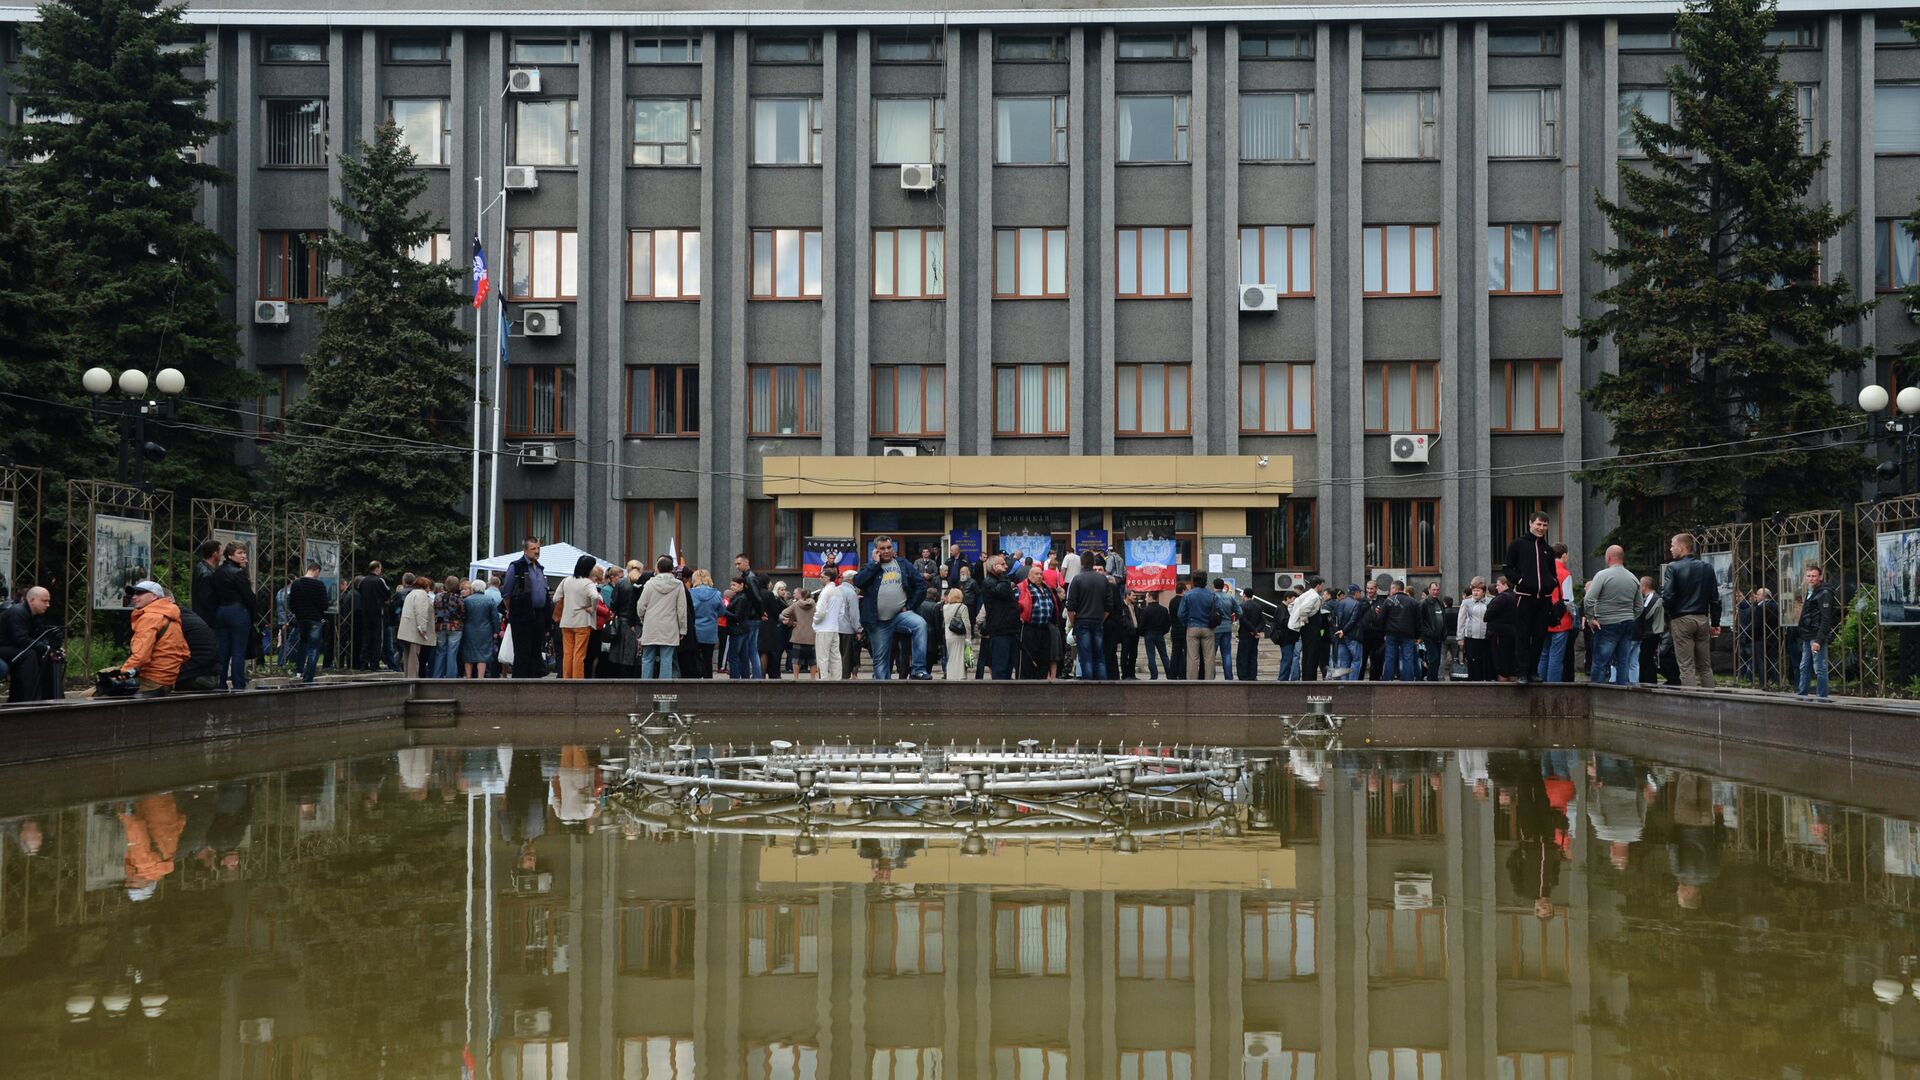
[117,369,149,397]
[1898,386,1920,416]
[154,367,185,396]
[1859,385,1890,413]
[81,367,113,396]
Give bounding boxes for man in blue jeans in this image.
[1379,581,1421,681]
[1583,545,1641,685]
[1212,579,1239,680]
[732,553,766,678]
[1064,553,1109,680]
[1795,565,1839,701]
[285,562,331,684]
[852,535,930,680]
[1331,583,1366,679]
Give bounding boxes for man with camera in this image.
[120,581,218,697]
[0,586,63,702]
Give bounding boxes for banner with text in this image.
[948,529,983,563]
[802,536,860,581]
[1124,514,1177,593]
[996,513,1054,565]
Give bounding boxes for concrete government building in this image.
[4,1,1913,586]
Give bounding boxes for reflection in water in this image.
[3,746,1920,1078]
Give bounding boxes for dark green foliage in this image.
[1571,0,1872,557]
[268,120,472,575]
[2,0,254,501]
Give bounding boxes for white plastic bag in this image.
[497,629,515,666]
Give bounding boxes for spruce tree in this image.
[1572,0,1872,557]
[268,120,472,575]
[3,0,253,498]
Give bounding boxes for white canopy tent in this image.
[468,542,615,582]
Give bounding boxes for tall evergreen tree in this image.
[269,120,471,574]
[1572,0,1871,556]
[3,0,253,498]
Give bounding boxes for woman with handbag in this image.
[555,556,601,680]
[941,588,972,681]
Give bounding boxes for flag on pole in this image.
[470,238,490,309]
[499,306,510,367]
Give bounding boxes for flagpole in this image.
[470,179,484,568]
[486,104,509,558]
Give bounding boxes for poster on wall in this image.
[1700,550,1736,628]
[948,529,982,564]
[1124,514,1176,593]
[91,514,152,611]
[1776,541,1821,625]
[801,536,859,582]
[211,528,258,584]
[0,499,13,596]
[305,538,342,613]
[996,512,1054,565]
[1878,527,1920,627]
[1073,529,1110,555]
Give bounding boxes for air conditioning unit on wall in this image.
[882,444,919,458]
[1273,572,1307,593]
[900,163,937,191]
[1239,283,1278,313]
[504,165,539,191]
[521,307,561,336]
[507,68,541,94]
[254,300,289,325]
[518,442,559,467]
[1390,433,1431,464]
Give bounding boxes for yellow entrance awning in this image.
[760,455,1292,510]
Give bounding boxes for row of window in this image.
[497,359,1564,440]
[264,223,1559,302]
[250,79,1869,168]
[246,20,1855,69]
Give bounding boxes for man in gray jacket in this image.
[1583,545,1640,685]
[637,556,690,678]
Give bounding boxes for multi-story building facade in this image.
[4,3,1914,587]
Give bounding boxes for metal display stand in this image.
[64,480,174,675]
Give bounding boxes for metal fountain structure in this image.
[604,695,1255,855]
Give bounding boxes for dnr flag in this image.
[470,238,490,309]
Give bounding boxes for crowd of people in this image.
[0,513,1848,701]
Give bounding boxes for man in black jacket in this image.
[1168,582,1188,678]
[287,562,331,683]
[0,587,59,702]
[1501,511,1558,686]
[1136,592,1171,679]
[500,541,550,678]
[1380,581,1423,681]
[1418,582,1448,681]
[1659,531,1722,688]
[190,539,221,626]
[978,554,1021,680]
[352,561,390,669]
[1235,590,1266,681]
[1362,581,1390,680]
[1064,556,1109,680]
[1794,566,1840,701]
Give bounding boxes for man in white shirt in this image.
[1288,578,1328,680]
[811,567,860,680]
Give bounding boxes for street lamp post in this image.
[82,367,185,488]
[1857,384,1920,494]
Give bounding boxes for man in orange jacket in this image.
[125,581,192,695]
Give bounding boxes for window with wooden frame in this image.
[1617,87,1673,154]
[262,36,325,63]
[746,1043,818,1079]
[512,98,578,166]
[1242,901,1318,979]
[254,367,302,439]
[872,228,945,299]
[1492,359,1561,432]
[386,34,449,62]
[1875,218,1919,291]
[630,36,701,64]
[1240,92,1314,161]
[748,365,822,435]
[744,901,819,975]
[750,228,823,299]
[1252,500,1316,571]
[1498,911,1570,982]
[1369,1048,1447,1080]
[873,97,945,163]
[625,499,698,566]
[1487,223,1559,294]
[1363,361,1438,432]
[872,365,945,436]
[1487,88,1559,158]
[1365,498,1440,572]
[873,1049,944,1078]
[502,500,574,545]
[1497,1053,1571,1080]
[619,902,696,976]
[505,366,576,437]
[995,1048,1070,1079]
[388,98,449,165]
[1116,227,1191,298]
[752,97,824,163]
[1115,363,1190,435]
[995,33,1067,61]
[994,227,1068,297]
[409,232,453,264]
[1491,497,1559,563]
[263,98,328,166]
[995,96,1068,164]
[1788,84,1816,155]
[993,364,1069,436]
[1368,906,1447,979]
[867,900,945,975]
[746,501,809,573]
[1117,32,1190,59]
[1120,1051,1195,1078]
[1241,30,1312,58]
[511,37,578,63]
[992,901,1069,976]
[508,228,578,300]
[628,228,701,299]
[1245,1047,1319,1080]
[1362,90,1439,159]
[625,366,699,436]
[1765,21,1818,48]
[1239,225,1313,295]
[498,1040,569,1079]
[1116,94,1191,162]
[630,98,701,165]
[259,230,328,302]
[1488,27,1559,54]
[623,1038,695,1079]
[1115,902,1192,979]
[1240,363,1314,433]
[1363,225,1438,296]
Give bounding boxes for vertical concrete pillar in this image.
[852,31,872,456]
[327,29,346,238]
[823,31,843,454]
[973,30,996,458]
[697,29,721,571]
[570,33,597,547]
[1190,22,1212,456]
[1314,24,1338,573]
[724,30,750,571]
[944,27,965,449]
[1342,25,1367,578]
[1559,20,1586,559]
[603,31,629,557]
[1081,28,1101,457]
[1469,23,1492,577]
[1438,24,1462,580]
[235,30,256,345]
[1858,15,1878,364]
[1222,27,1243,459]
